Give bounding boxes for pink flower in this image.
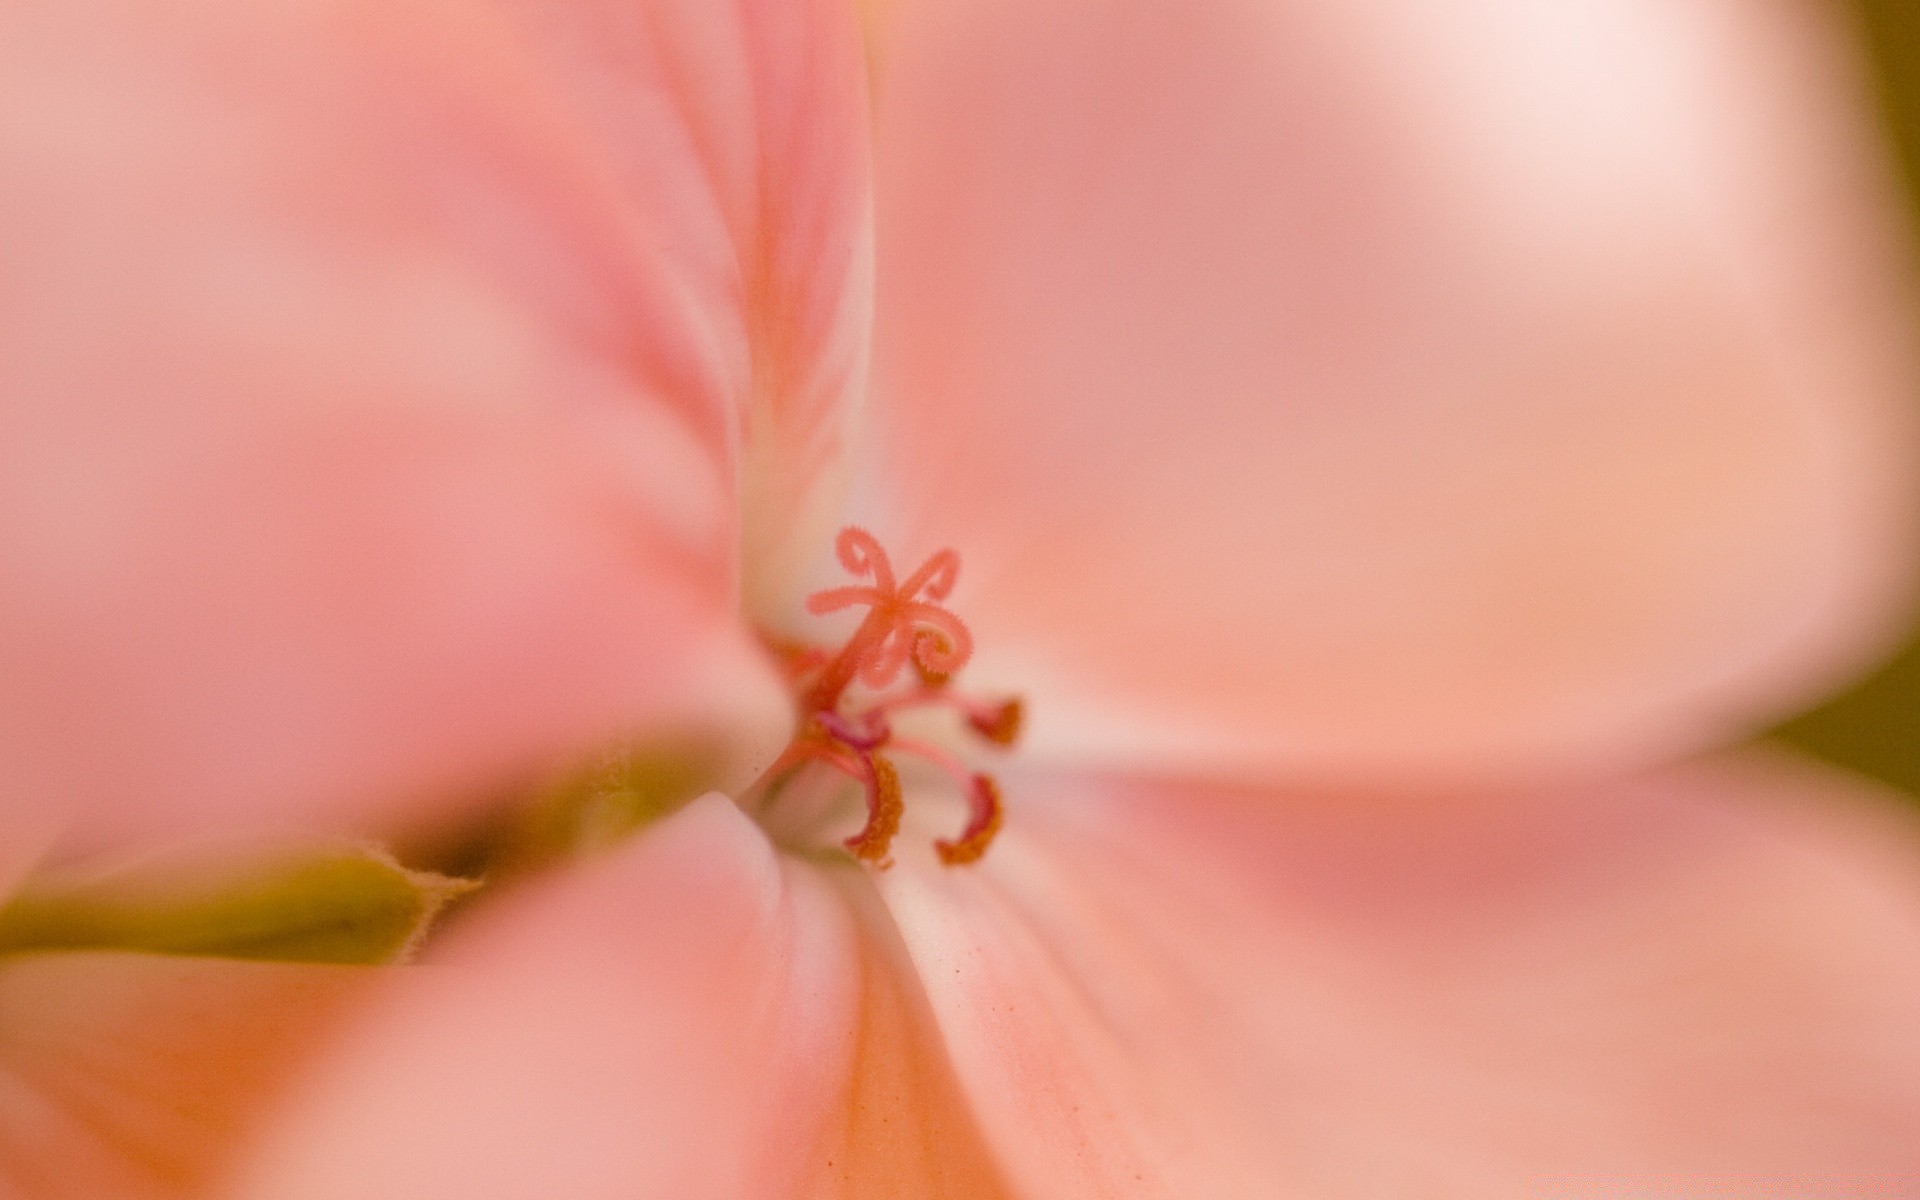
[4,0,1920,1196]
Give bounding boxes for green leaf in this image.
[0,845,475,965]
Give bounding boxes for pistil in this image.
[751,527,1018,868]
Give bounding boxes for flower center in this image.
[749,527,1019,869]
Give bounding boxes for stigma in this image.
[754,527,1018,869]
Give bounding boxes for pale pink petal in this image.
[879,754,1920,1196]
[866,0,1919,781]
[0,0,855,839]
[475,0,875,619]
[797,872,1016,1199]
[237,793,1018,1198]
[233,794,868,1199]
[0,951,373,1199]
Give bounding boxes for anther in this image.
[844,755,904,867]
[969,697,1024,747]
[936,774,1004,866]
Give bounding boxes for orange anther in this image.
[936,774,1004,866]
[844,755,904,867]
[970,698,1024,748]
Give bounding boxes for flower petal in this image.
[865,0,1919,781]
[233,795,867,1199]
[0,0,831,840]
[236,793,1015,1199]
[473,0,876,619]
[879,754,1920,1196]
[0,951,372,1199]
[799,877,1016,1199]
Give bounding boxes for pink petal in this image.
[797,872,1016,1199]
[0,951,373,1199]
[0,0,861,839]
[232,794,868,1199]
[865,0,1919,781]
[878,754,1920,1195]
[472,0,877,618]
[236,793,1019,1198]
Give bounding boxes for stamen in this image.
[969,698,1024,747]
[843,755,904,866]
[936,775,1004,866]
[882,737,1006,865]
[886,735,977,795]
[873,689,1024,749]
